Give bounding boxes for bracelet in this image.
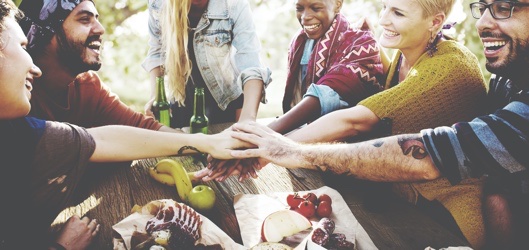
[177,146,202,155]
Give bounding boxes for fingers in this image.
[231,148,261,159]
[232,122,270,137]
[92,224,100,236]
[202,159,236,181]
[213,159,239,180]
[238,159,259,181]
[238,167,249,181]
[80,216,100,233]
[80,215,90,224]
[207,167,228,181]
[206,154,213,167]
[194,167,210,179]
[231,132,263,147]
[207,158,229,173]
[203,158,262,182]
[217,168,241,182]
[57,215,100,249]
[144,99,155,117]
[145,110,154,117]
[248,159,260,179]
[88,218,100,236]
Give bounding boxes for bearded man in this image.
[18,0,176,132]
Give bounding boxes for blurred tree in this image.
[96,0,150,109]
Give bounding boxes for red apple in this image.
[261,210,312,242]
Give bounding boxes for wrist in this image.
[48,242,66,250]
[188,133,209,155]
[237,114,256,123]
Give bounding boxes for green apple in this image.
[188,185,216,211]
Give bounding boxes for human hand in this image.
[55,215,100,250]
[230,122,305,169]
[144,97,155,117]
[203,131,254,159]
[203,158,260,182]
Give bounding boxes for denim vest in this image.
[143,0,271,110]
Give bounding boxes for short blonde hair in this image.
[415,0,456,19]
[161,0,192,106]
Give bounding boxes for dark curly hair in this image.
[0,0,22,33]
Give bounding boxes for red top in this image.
[29,71,163,130]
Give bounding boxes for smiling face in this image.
[0,15,42,119]
[56,0,104,75]
[476,0,529,78]
[378,0,434,53]
[295,0,342,39]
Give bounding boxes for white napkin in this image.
[234,186,377,249]
[112,200,245,250]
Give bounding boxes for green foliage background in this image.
[19,0,488,117]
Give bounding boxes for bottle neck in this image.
[155,76,168,102]
[193,87,205,116]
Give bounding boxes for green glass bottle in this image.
[190,87,208,134]
[152,76,171,127]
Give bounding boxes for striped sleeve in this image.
[421,100,529,185]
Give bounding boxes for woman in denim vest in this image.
[143,0,271,128]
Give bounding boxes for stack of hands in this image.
[197,122,303,182]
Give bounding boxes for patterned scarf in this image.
[18,0,93,50]
[283,14,383,113]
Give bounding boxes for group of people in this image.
[0,0,527,249]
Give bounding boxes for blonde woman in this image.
[143,0,271,128]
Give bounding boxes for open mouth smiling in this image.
[304,23,321,32]
[87,40,102,53]
[383,29,399,37]
[483,40,507,51]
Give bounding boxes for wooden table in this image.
[52,121,469,249]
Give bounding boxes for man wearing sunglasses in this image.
[230,1,529,248]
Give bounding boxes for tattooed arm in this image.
[230,122,441,182]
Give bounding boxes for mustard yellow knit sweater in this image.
[359,40,488,248]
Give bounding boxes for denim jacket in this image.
[143,0,271,110]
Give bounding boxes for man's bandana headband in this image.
[18,0,93,50]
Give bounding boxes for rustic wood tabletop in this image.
[50,121,469,250]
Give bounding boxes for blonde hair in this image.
[415,0,455,19]
[161,0,192,106]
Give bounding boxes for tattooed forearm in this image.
[397,135,427,159]
[307,144,354,176]
[177,145,203,155]
[290,134,436,182]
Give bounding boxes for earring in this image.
[426,31,439,57]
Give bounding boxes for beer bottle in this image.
[151,76,171,127]
[190,87,208,134]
